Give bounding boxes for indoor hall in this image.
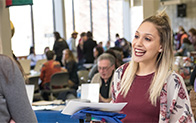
[0,0,196,122]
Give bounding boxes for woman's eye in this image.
[134,35,139,39]
[145,37,151,41]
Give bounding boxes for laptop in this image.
[34,59,47,72]
[81,83,100,103]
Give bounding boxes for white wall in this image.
[160,0,196,33]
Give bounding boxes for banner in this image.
[6,0,33,7]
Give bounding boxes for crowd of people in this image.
[174,26,196,56]
[24,30,131,101]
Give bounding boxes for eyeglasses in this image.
[98,65,112,71]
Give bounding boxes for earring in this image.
[159,49,162,52]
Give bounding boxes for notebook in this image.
[81,83,100,103]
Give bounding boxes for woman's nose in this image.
[135,38,143,46]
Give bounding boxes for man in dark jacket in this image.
[83,31,97,63]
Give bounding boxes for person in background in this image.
[109,47,124,67]
[83,31,97,63]
[88,46,104,80]
[112,10,194,122]
[67,31,78,57]
[175,38,194,56]
[98,41,103,47]
[115,33,121,47]
[188,28,196,44]
[77,32,87,66]
[188,28,196,50]
[62,49,79,90]
[0,55,37,122]
[103,40,110,51]
[119,38,132,58]
[40,50,64,100]
[175,26,188,50]
[91,53,115,103]
[42,47,49,59]
[53,31,69,66]
[27,46,38,69]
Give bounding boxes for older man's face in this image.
[98,59,115,81]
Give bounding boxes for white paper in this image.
[81,83,99,103]
[25,85,35,105]
[32,100,63,106]
[61,100,127,115]
[32,105,65,111]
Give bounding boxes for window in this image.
[64,0,74,40]
[109,0,123,43]
[9,6,32,56]
[33,0,54,54]
[92,0,108,43]
[74,0,91,37]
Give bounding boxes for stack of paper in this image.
[61,100,127,115]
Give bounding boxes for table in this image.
[35,110,79,123]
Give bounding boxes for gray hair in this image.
[97,53,115,66]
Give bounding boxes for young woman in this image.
[27,46,38,69]
[62,49,79,90]
[0,55,37,122]
[112,11,194,122]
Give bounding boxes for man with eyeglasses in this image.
[91,53,115,103]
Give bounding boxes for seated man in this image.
[40,50,64,100]
[91,53,115,103]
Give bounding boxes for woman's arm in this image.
[166,73,194,122]
[0,57,37,122]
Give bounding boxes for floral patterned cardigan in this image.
[112,63,195,122]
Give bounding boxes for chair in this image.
[28,76,42,101]
[49,72,72,100]
[77,70,90,85]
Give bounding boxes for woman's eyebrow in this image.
[136,31,155,38]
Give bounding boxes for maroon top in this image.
[115,73,160,122]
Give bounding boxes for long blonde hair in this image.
[120,10,174,105]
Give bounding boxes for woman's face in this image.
[189,32,193,37]
[132,22,162,65]
[63,50,69,60]
[93,48,98,58]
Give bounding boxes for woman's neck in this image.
[137,61,156,76]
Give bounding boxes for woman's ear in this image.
[159,45,163,52]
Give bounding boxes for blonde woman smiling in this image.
[112,10,194,122]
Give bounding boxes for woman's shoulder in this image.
[115,62,129,75]
[113,62,130,84]
[0,55,14,65]
[166,71,184,85]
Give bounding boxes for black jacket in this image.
[53,38,69,57]
[83,38,97,63]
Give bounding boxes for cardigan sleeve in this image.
[112,64,126,102]
[166,72,194,122]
